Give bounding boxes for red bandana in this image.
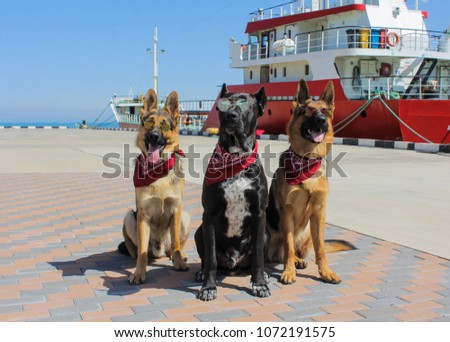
[204,141,258,186]
[283,147,322,185]
[133,150,185,187]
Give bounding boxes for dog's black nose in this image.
[225,111,239,121]
[313,113,327,126]
[147,131,160,143]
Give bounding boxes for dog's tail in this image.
[117,210,137,257]
[117,241,130,256]
[325,239,356,253]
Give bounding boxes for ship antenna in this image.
[146,25,166,95]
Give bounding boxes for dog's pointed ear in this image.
[141,88,158,116]
[320,81,335,107]
[296,79,310,105]
[220,83,228,98]
[164,91,180,123]
[255,87,267,116]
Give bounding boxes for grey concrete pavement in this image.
[1,129,449,259]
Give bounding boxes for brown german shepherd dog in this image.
[118,89,191,285]
[266,79,354,285]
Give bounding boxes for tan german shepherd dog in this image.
[118,89,190,285]
[266,79,354,285]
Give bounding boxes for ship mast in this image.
[146,25,165,95]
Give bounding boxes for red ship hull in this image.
[203,80,450,144]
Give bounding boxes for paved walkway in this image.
[0,130,449,321]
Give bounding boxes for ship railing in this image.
[178,100,215,132]
[115,99,215,128]
[239,26,449,61]
[250,1,422,21]
[112,95,143,105]
[117,113,140,125]
[178,115,209,132]
[179,100,215,113]
[112,97,215,111]
[340,75,450,100]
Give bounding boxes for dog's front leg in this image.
[251,211,271,297]
[129,211,150,285]
[197,222,217,301]
[310,206,341,284]
[280,205,298,284]
[170,204,189,271]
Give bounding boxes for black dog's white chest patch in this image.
[221,176,252,238]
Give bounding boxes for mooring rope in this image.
[91,102,112,127]
[334,96,379,134]
[378,97,433,144]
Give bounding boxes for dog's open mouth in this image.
[146,143,165,164]
[301,113,329,144]
[308,129,326,143]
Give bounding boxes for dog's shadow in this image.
[49,252,327,298]
[49,250,205,297]
[48,251,283,298]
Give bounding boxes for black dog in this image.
[194,84,271,301]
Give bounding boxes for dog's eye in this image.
[295,107,305,116]
[217,99,231,112]
[143,120,155,129]
[236,99,249,112]
[160,121,171,132]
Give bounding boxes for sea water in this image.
[0,121,119,129]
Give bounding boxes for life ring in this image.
[386,32,400,47]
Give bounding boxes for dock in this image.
[0,129,449,322]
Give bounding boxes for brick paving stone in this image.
[313,311,364,322]
[195,309,249,322]
[275,307,326,321]
[288,298,337,310]
[111,311,164,322]
[132,301,182,313]
[356,306,407,321]
[395,309,441,322]
[30,313,82,322]
[1,173,450,322]
[50,303,102,317]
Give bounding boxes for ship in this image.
[110,93,215,132]
[203,0,450,144]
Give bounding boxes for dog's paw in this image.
[172,250,189,272]
[319,270,341,284]
[280,269,297,284]
[295,258,308,269]
[195,270,204,282]
[252,283,271,298]
[197,287,217,301]
[129,271,146,285]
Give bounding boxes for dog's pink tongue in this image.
[147,145,160,164]
[312,131,325,143]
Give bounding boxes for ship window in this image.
[288,30,292,39]
[250,70,253,80]
[305,64,310,76]
[283,67,287,77]
[274,68,277,78]
[130,106,135,114]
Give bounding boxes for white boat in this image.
[110,94,215,131]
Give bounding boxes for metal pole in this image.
[154,25,158,94]
[147,25,165,95]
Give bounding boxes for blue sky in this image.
[0,0,447,123]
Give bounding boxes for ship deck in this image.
[0,129,449,322]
